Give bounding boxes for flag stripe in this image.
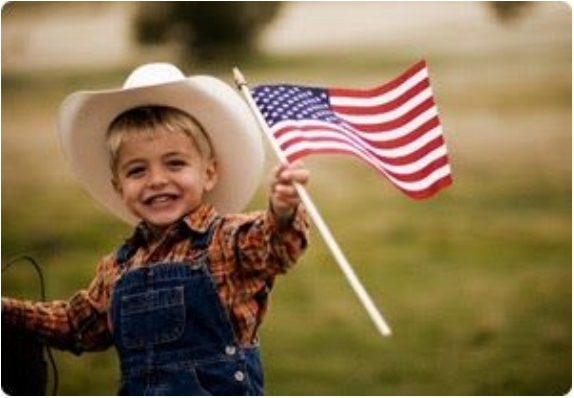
[274,120,444,165]
[278,128,448,174]
[330,69,429,110]
[334,86,434,126]
[331,78,431,116]
[274,107,439,145]
[329,60,428,100]
[340,97,436,132]
[281,137,447,178]
[251,60,452,199]
[286,142,453,197]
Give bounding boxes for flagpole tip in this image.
[232,67,247,88]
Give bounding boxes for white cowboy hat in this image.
[58,63,264,225]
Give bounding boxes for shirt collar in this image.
[181,203,219,234]
[131,204,219,247]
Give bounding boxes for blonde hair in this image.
[106,106,214,173]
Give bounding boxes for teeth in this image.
[146,194,175,205]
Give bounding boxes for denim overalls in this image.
[110,220,264,395]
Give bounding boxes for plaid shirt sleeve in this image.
[230,204,309,278]
[1,255,116,354]
[208,203,309,344]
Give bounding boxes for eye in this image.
[166,158,187,170]
[125,165,146,178]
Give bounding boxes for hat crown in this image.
[123,63,185,89]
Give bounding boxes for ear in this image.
[203,159,218,193]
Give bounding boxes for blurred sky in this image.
[262,2,571,60]
[2,2,570,72]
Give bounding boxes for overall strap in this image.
[116,241,138,266]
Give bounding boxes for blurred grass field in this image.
[2,3,571,395]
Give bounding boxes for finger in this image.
[279,169,309,186]
[273,163,290,179]
[273,183,298,198]
[289,169,310,184]
[278,162,309,182]
[270,163,287,190]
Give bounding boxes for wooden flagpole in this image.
[233,67,392,337]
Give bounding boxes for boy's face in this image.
[112,129,217,232]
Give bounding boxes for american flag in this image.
[251,60,453,199]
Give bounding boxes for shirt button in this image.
[225,345,237,356]
[234,371,245,382]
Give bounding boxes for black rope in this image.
[2,255,59,395]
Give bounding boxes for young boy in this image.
[2,64,310,395]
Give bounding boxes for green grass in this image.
[2,8,571,395]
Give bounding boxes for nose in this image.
[148,165,168,188]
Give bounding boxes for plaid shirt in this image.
[2,204,309,353]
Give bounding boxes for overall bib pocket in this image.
[119,286,185,349]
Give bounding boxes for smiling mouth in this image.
[144,194,179,206]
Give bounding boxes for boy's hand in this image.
[270,162,309,222]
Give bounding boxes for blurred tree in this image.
[487,1,535,24]
[134,2,283,63]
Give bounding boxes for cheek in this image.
[177,173,211,197]
[116,179,139,201]
[182,174,205,192]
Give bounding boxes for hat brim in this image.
[58,76,265,225]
